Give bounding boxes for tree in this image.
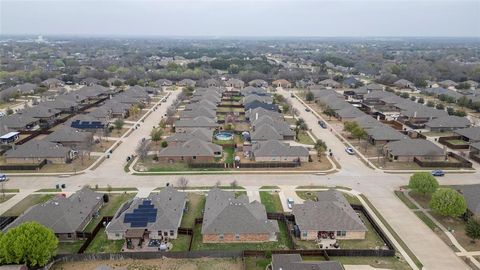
[447,107,455,115]
[113,118,124,132]
[5,108,13,115]
[466,218,480,243]
[282,104,290,114]
[457,96,470,108]
[314,139,327,160]
[305,91,315,102]
[324,108,336,119]
[426,100,435,107]
[417,97,425,104]
[400,92,409,99]
[129,105,141,119]
[430,188,467,217]
[410,96,417,102]
[161,141,168,148]
[176,177,189,191]
[436,103,445,110]
[408,172,439,195]
[135,139,150,161]
[0,222,58,267]
[454,110,467,117]
[150,128,163,144]
[230,180,238,188]
[351,126,367,141]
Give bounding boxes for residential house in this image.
[251,116,295,141]
[244,94,273,105]
[248,79,268,88]
[40,99,79,113]
[334,106,365,121]
[383,139,445,162]
[244,100,278,111]
[425,116,471,132]
[3,187,103,241]
[245,107,283,122]
[272,79,292,88]
[179,107,216,119]
[252,140,309,162]
[165,128,213,146]
[201,188,279,243]
[106,186,186,240]
[157,139,222,163]
[174,116,219,133]
[19,106,61,128]
[177,79,196,88]
[67,114,107,131]
[57,92,89,106]
[185,99,217,111]
[41,78,64,89]
[103,100,131,118]
[226,78,245,89]
[342,77,360,88]
[318,79,341,89]
[394,79,414,89]
[80,77,100,86]
[45,126,93,150]
[366,125,406,145]
[439,80,458,89]
[0,114,39,131]
[271,254,344,270]
[454,127,480,143]
[3,83,37,96]
[155,79,173,87]
[292,189,367,241]
[4,139,73,164]
[454,184,480,217]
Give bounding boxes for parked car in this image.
[287,198,294,209]
[431,170,445,177]
[318,120,327,129]
[305,108,311,112]
[0,174,8,182]
[345,147,355,155]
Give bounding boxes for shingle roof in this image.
[384,139,445,156]
[5,139,71,159]
[165,128,213,143]
[272,254,344,270]
[4,187,102,234]
[106,186,186,233]
[253,140,309,157]
[0,114,38,130]
[175,116,219,128]
[45,126,92,144]
[366,126,406,141]
[158,139,221,157]
[454,184,480,215]
[202,188,279,235]
[454,127,480,141]
[19,105,60,118]
[425,116,471,129]
[292,189,367,232]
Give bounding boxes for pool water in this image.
[216,132,234,141]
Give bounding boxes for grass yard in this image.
[244,257,271,270]
[259,191,283,213]
[430,212,480,252]
[447,139,468,146]
[224,147,235,164]
[2,194,54,216]
[296,191,317,201]
[297,130,315,145]
[191,221,292,251]
[394,191,418,209]
[260,186,280,190]
[180,193,205,228]
[83,193,136,232]
[0,189,19,193]
[408,191,431,209]
[322,256,412,270]
[0,194,14,203]
[170,234,192,251]
[35,188,61,192]
[85,228,124,253]
[56,240,85,254]
[338,213,387,249]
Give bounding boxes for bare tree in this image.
[136,139,150,161]
[215,180,221,187]
[176,177,189,191]
[230,180,238,188]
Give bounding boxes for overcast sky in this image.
[1,0,479,37]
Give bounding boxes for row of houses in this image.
[159,87,223,163]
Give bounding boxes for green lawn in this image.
[191,221,292,251]
[244,257,271,270]
[296,191,317,201]
[35,188,61,192]
[224,147,235,164]
[56,240,85,254]
[447,139,468,145]
[394,191,418,209]
[309,256,412,270]
[170,234,191,251]
[83,193,136,232]
[85,228,124,253]
[414,212,438,231]
[2,194,54,216]
[260,191,283,213]
[259,186,280,190]
[338,213,386,249]
[297,130,315,145]
[181,193,205,228]
[0,189,19,193]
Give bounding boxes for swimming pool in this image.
[215,132,234,141]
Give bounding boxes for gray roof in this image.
[177,79,196,86]
[293,189,367,232]
[175,116,219,128]
[40,99,78,111]
[251,125,283,141]
[165,128,213,143]
[0,114,38,130]
[366,125,406,141]
[106,186,186,233]
[248,79,268,87]
[272,254,344,270]
[202,188,279,235]
[253,140,309,158]
[4,187,102,234]
[454,185,480,215]
[45,126,92,145]
[158,139,221,157]
[352,115,383,129]
[5,139,71,159]
[185,100,217,111]
[471,142,480,151]
[394,79,414,87]
[454,127,480,141]
[179,107,216,119]
[384,139,445,157]
[244,94,273,105]
[57,92,89,103]
[19,105,60,118]
[335,106,364,119]
[425,116,471,129]
[246,107,283,121]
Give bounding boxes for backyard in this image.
[56,240,85,254]
[85,228,124,253]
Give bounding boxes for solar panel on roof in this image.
[123,202,158,227]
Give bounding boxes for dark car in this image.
[318,120,327,129]
[305,108,311,112]
[431,170,445,177]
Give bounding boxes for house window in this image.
[158,231,162,236]
[164,231,168,236]
[337,231,346,237]
[67,233,72,238]
[219,234,224,241]
[302,231,308,237]
[235,234,240,240]
[115,233,120,237]
[193,156,196,160]
[170,230,174,236]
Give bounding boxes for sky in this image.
[0,0,479,37]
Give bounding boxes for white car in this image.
[287,198,294,209]
[345,147,355,155]
[0,174,8,182]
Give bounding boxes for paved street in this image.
[1,89,479,270]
